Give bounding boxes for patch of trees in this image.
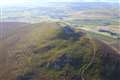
[99,29,118,36]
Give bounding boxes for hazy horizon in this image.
[0,0,119,7]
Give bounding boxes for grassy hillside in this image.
[0,22,120,80]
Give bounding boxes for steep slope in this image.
[0,22,61,80]
[15,23,120,80]
[0,22,120,80]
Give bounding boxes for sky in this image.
[0,0,119,7]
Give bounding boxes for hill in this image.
[0,22,120,80]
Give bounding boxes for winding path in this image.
[80,34,97,80]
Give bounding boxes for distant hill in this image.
[2,2,119,23]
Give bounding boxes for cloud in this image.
[34,0,119,2]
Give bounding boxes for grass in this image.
[14,22,120,80]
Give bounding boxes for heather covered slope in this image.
[0,22,120,80]
[0,22,60,80]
